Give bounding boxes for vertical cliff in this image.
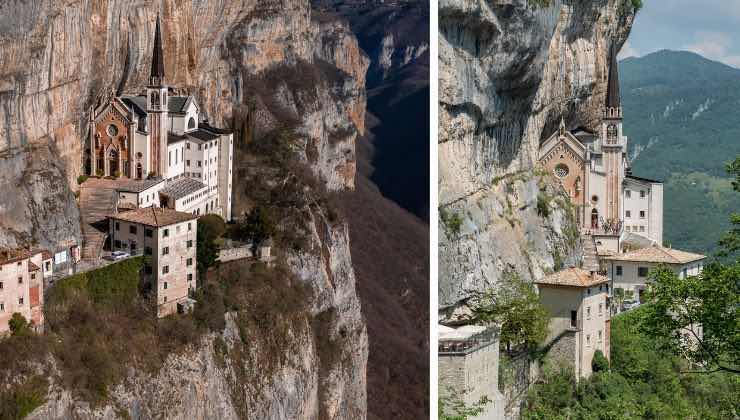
[438,0,637,311]
[0,0,369,418]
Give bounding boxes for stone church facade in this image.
[86,15,234,221]
[538,46,663,248]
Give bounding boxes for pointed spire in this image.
[605,42,621,110]
[150,14,165,86]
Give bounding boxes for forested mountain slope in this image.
[621,50,740,254]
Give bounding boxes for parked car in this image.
[622,300,640,311]
[106,251,130,261]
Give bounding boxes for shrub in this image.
[536,193,551,218]
[592,350,610,372]
[77,175,89,185]
[9,313,31,337]
[440,208,463,236]
[0,376,49,419]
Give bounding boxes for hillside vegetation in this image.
[522,306,739,419]
[621,50,740,253]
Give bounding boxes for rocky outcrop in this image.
[1,0,368,418]
[438,0,637,310]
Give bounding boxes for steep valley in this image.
[0,0,378,418]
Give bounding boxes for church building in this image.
[538,45,663,251]
[87,16,234,221]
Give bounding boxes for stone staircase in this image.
[581,234,600,272]
[79,186,118,260]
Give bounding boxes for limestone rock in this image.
[439,0,637,309]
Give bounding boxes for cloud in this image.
[618,41,640,59]
[684,31,740,68]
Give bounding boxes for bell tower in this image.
[601,43,625,223]
[146,14,169,178]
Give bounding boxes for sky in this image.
[619,0,740,68]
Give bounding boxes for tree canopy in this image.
[470,272,549,353]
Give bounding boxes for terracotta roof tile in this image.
[536,267,608,288]
[111,207,197,228]
[604,246,705,264]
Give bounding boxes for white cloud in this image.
[618,41,640,59]
[684,31,740,68]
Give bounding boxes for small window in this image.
[626,210,631,218]
[587,306,591,319]
[186,258,193,266]
[640,226,645,232]
[19,297,24,305]
[187,273,193,282]
[187,160,191,167]
[638,267,649,277]
[114,240,122,248]
[188,222,192,231]
[0,282,3,289]
[616,266,623,276]
[626,226,631,232]
[146,229,153,237]
[115,222,120,231]
[598,303,603,314]
[586,334,591,345]
[587,288,591,295]
[0,303,3,311]
[18,277,23,284]
[598,330,603,341]
[145,247,152,256]
[163,282,168,290]
[639,211,646,219]
[162,266,169,274]
[163,229,169,238]
[129,225,137,234]
[640,190,646,198]
[570,310,577,327]
[164,296,167,303]
[626,190,631,198]
[162,247,169,256]
[186,143,191,150]
[187,240,193,248]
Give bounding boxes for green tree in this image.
[640,264,740,374]
[592,349,609,373]
[8,313,31,337]
[718,156,740,255]
[439,388,491,420]
[239,206,276,250]
[639,156,740,374]
[197,214,225,277]
[471,272,549,352]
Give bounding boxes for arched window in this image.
[187,117,196,130]
[151,91,160,108]
[607,124,618,144]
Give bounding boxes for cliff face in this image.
[1,0,368,418]
[438,0,636,310]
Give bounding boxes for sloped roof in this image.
[536,267,608,288]
[0,249,31,265]
[150,14,165,82]
[167,96,189,113]
[604,246,706,264]
[160,177,207,200]
[606,43,620,109]
[111,207,196,227]
[626,174,663,184]
[187,128,220,141]
[120,95,148,118]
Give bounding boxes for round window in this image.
[591,195,599,204]
[554,164,569,179]
[107,124,119,137]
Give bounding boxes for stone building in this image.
[536,267,610,379]
[538,45,663,251]
[0,249,52,334]
[108,207,198,318]
[603,245,705,304]
[438,324,505,420]
[86,15,234,221]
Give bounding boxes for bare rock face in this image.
[1,0,368,418]
[438,0,636,309]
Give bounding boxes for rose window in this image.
[554,164,569,179]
